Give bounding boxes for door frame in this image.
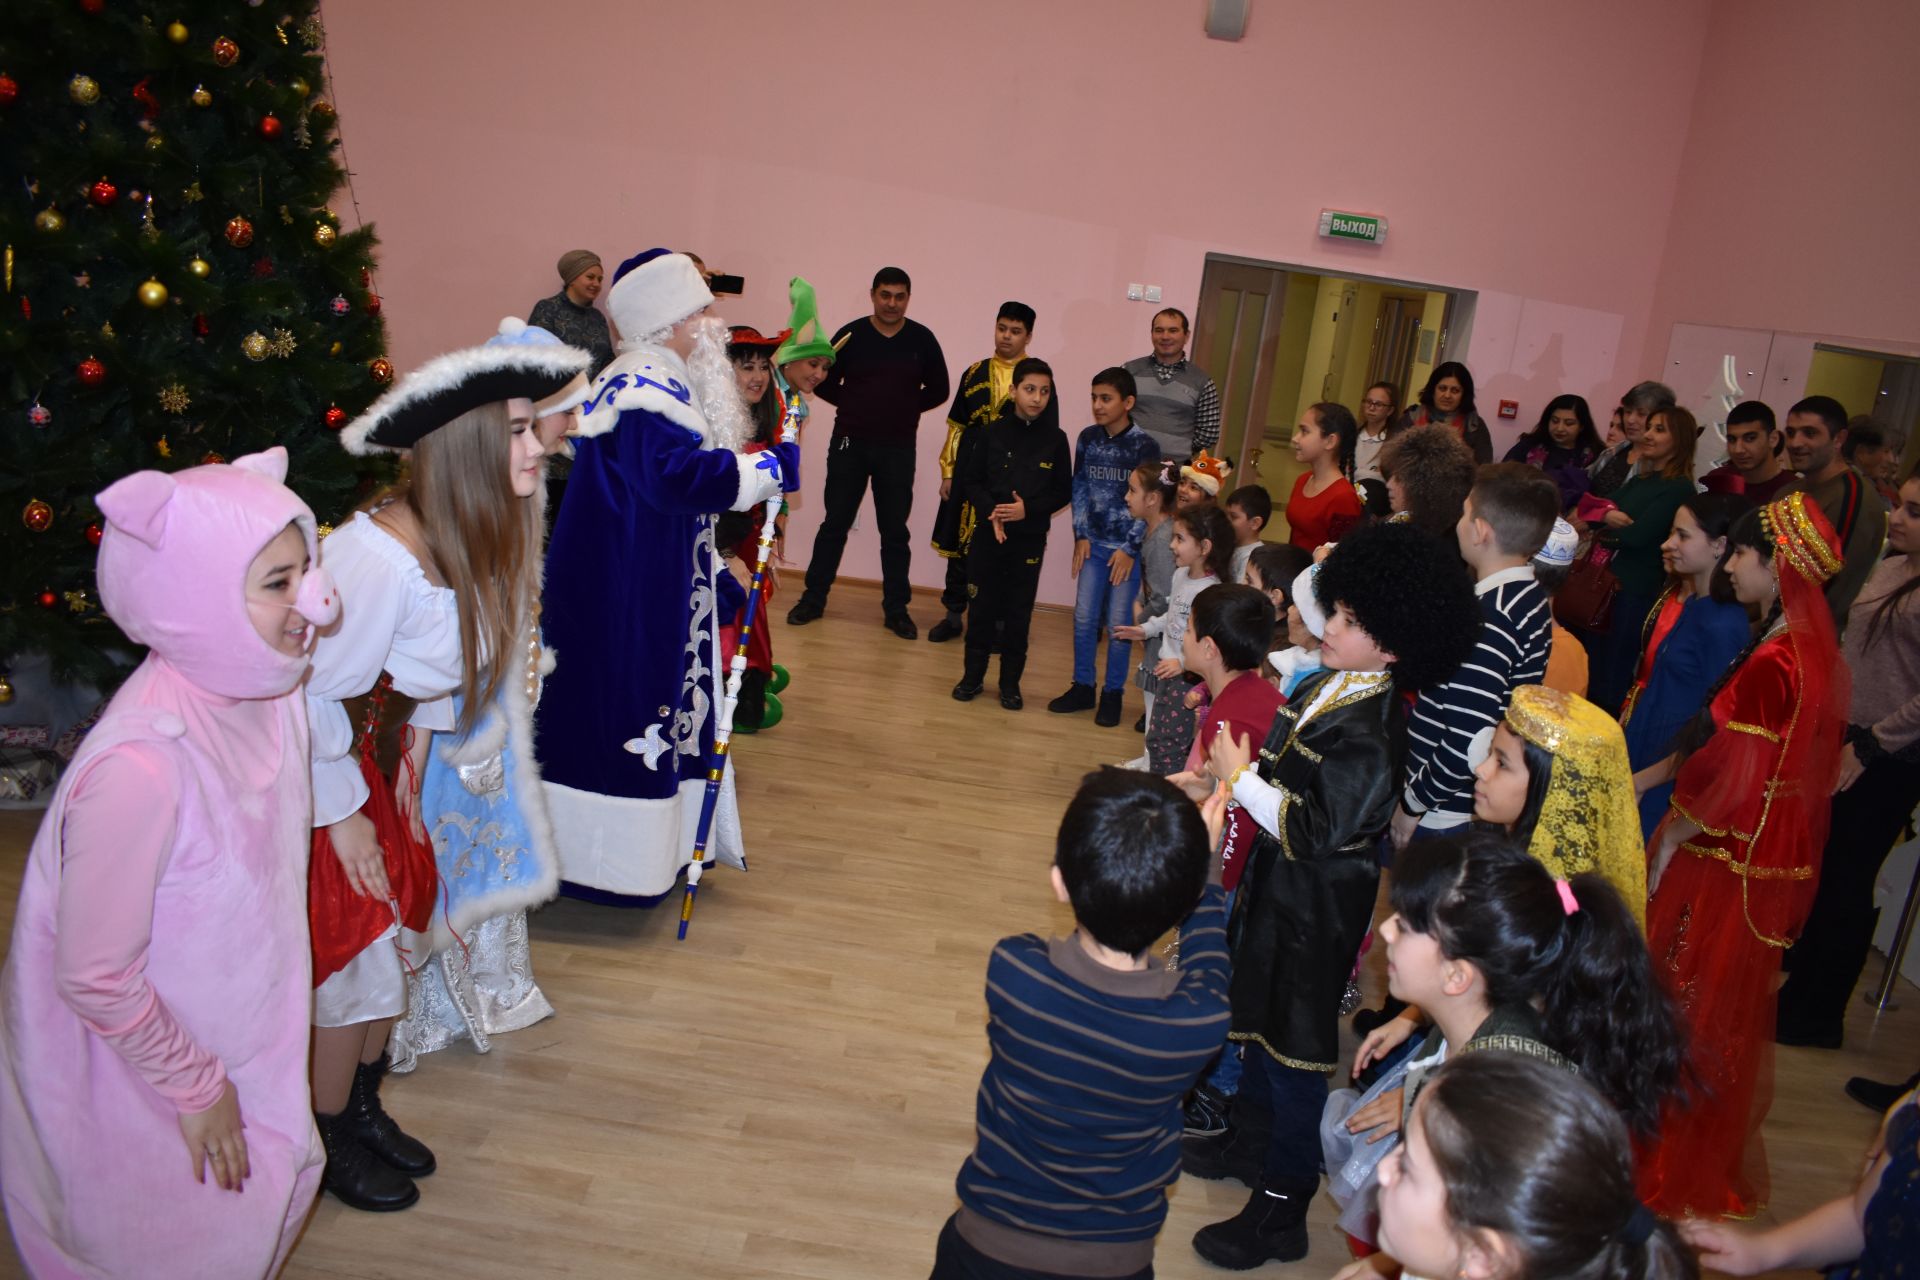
[1192,252,1479,468]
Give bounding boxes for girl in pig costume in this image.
[0,449,337,1277]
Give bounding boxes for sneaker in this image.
[1000,688,1024,711]
[1117,754,1151,771]
[927,615,964,643]
[1095,689,1124,727]
[951,680,984,702]
[1047,683,1096,714]
[1183,1083,1232,1137]
[786,599,823,626]
[1191,1178,1315,1268]
[885,612,918,640]
[1846,1073,1920,1113]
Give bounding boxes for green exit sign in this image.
[1318,210,1387,244]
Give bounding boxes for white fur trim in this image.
[542,772,746,896]
[340,341,592,456]
[731,449,781,512]
[606,253,712,349]
[573,345,711,441]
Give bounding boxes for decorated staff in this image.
[681,395,802,938]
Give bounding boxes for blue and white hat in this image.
[1535,518,1578,568]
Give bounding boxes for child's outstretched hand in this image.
[1153,657,1184,680]
[1198,782,1230,851]
[1167,770,1213,803]
[1678,1220,1770,1275]
[1112,623,1145,641]
[1354,1008,1422,1075]
[179,1079,250,1192]
[1208,728,1253,785]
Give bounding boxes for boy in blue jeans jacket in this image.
[932,769,1231,1280]
[1049,368,1164,726]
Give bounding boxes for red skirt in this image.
[308,752,438,987]
[719,513,776,676]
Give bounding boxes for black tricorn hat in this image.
[341,340,592,454]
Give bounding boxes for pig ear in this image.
[94,470,178,547]
[228,446,289,483]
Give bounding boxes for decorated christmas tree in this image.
[0,0,387,692]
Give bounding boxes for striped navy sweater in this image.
[953,884,1230,1274]
[1404,567,1553,826]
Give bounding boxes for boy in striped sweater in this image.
[1390,463,1562,847]
[933,770,1230,1279]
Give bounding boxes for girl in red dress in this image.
[1640,491,1848,1218]
[1284,402,1364,552]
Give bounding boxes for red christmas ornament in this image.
[131,76,159,119]
[0,74,19,108]
[85,522,103,547]
[200,452,226,466]
[369,357,394,385]
[224,215,254,248]
[324,405,349,430]
[87,177,118,207]
[76,355,106,386]
[19,296,30,321]
[258,113,282,140]
[359,267,372,289]
[365,293,382,317]
[22,499,54,533]
[37,590,58,610]
[77,0,105,13]
[211,36,239,68]
[192,313,210,338]
[251,256,274,279]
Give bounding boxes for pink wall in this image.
[1641,0,1920,375]
[322,0,1712,606]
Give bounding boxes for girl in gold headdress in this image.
[1470,684,1647,920]
[1638,492,1849,1220]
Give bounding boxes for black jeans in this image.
[964,536,1045,691]
[1778,750,1920,1040]
[941,554,970,618]
[800,434,916,614]
[930,1216,1153,1280]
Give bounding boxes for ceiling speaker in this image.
[1205,0,1249,41]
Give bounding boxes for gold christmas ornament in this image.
[290,76,311,98]
[165,20,190,43]
[156,435,172,458]
[68,75,100,106]
[191,84,212,108]
[313,222,336,248]
[64,590,89,613]
[157,382,190,413]
[22,499,54,533]
[145,132,166,151]
[0,673,14,706]
[241,330,270,361]
[187,256,210,279]
[268,327,297,358]
[34,207,66,234]
[329,340,343,356]
[136,278,168,308]
[181,181,204,204]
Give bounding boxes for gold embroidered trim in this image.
[1680,842,1813,881]
[1670,798,1753,845]
[1726,720,1782,744]
[1229,1031,1335,1074]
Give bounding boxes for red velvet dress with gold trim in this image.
[1639,515,1846,1217]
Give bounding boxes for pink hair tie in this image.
[1555,879,1580,916]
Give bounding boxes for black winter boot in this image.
[1095,688,1124,727]
[316,1108,418,1212]
[1191,1176,1316,1268]
[347,1053,436,1176]
[1181,1095,1272,1187]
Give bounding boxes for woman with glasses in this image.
[1351,381,1401,484]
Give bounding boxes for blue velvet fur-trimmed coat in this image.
[534,344,788,895]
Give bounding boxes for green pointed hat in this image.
[774,276,836,366]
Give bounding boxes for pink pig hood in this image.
[95,446,337,700]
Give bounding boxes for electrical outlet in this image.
[1144,285,1163,303]
[1126,283,1144,301]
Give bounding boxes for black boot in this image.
[928,613,965,643]
[347,1053,436,1176]
[316,1108,419,1212]
[1191,1177,1316,1268]
[1047,683,1096,714]
[1181,1096,1271,1187]
[1095,688,1124,727]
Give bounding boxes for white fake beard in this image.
[684,316,753,452]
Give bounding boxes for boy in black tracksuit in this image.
[952,358,1072,710]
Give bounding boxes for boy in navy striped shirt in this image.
[934,770,1231,1279]
[1390,463,1561,847]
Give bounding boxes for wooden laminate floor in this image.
[1,580,1915,1278]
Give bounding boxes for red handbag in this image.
[1556,543,1619,632]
